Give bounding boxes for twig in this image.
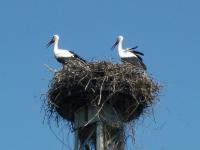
[49,100,59,108]
[43,64,58,73]
[85,78,92,90]
[49,125,67,146]
[98,76,107,105]
[84,92,117,127]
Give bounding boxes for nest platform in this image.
[45,60,160,124]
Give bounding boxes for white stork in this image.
[112,35,147,70]
[46,34,86,64]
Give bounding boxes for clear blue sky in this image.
[1,0,200,149]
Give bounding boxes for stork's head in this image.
[46,34,59,47]
[53,35,59,41]
[117,35,124,41]
[111,35,124,49]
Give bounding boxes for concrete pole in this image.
[74,130,79,150]
[96,121,104,150]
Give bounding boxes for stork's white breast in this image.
[118,49,137,58]
[54,49,74,58]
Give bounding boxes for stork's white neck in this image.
[53,40,59,51]
[117,39,123,51]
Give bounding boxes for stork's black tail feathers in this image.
[69,50,87,63]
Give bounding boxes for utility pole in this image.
[74,105,124,150]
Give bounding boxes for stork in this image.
[46,34,86,64]
[112,35,147,70]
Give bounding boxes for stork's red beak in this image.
[46,38,55,48]
[111,38,119,50]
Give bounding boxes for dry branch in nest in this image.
[44,60,160,124]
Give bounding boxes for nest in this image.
[44,60,160,124]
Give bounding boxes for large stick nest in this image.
[45,60,160,123]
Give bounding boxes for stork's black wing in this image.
[128,50,144,61]
[121,57,147,70]
[135,54,143,61]
[127,47,146,70]
[133,50,144,56]
[128,46,144,56]
[129,46,138,50]
[128,49,144,56]
[69,51,86,63]
[137,57,147,70]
